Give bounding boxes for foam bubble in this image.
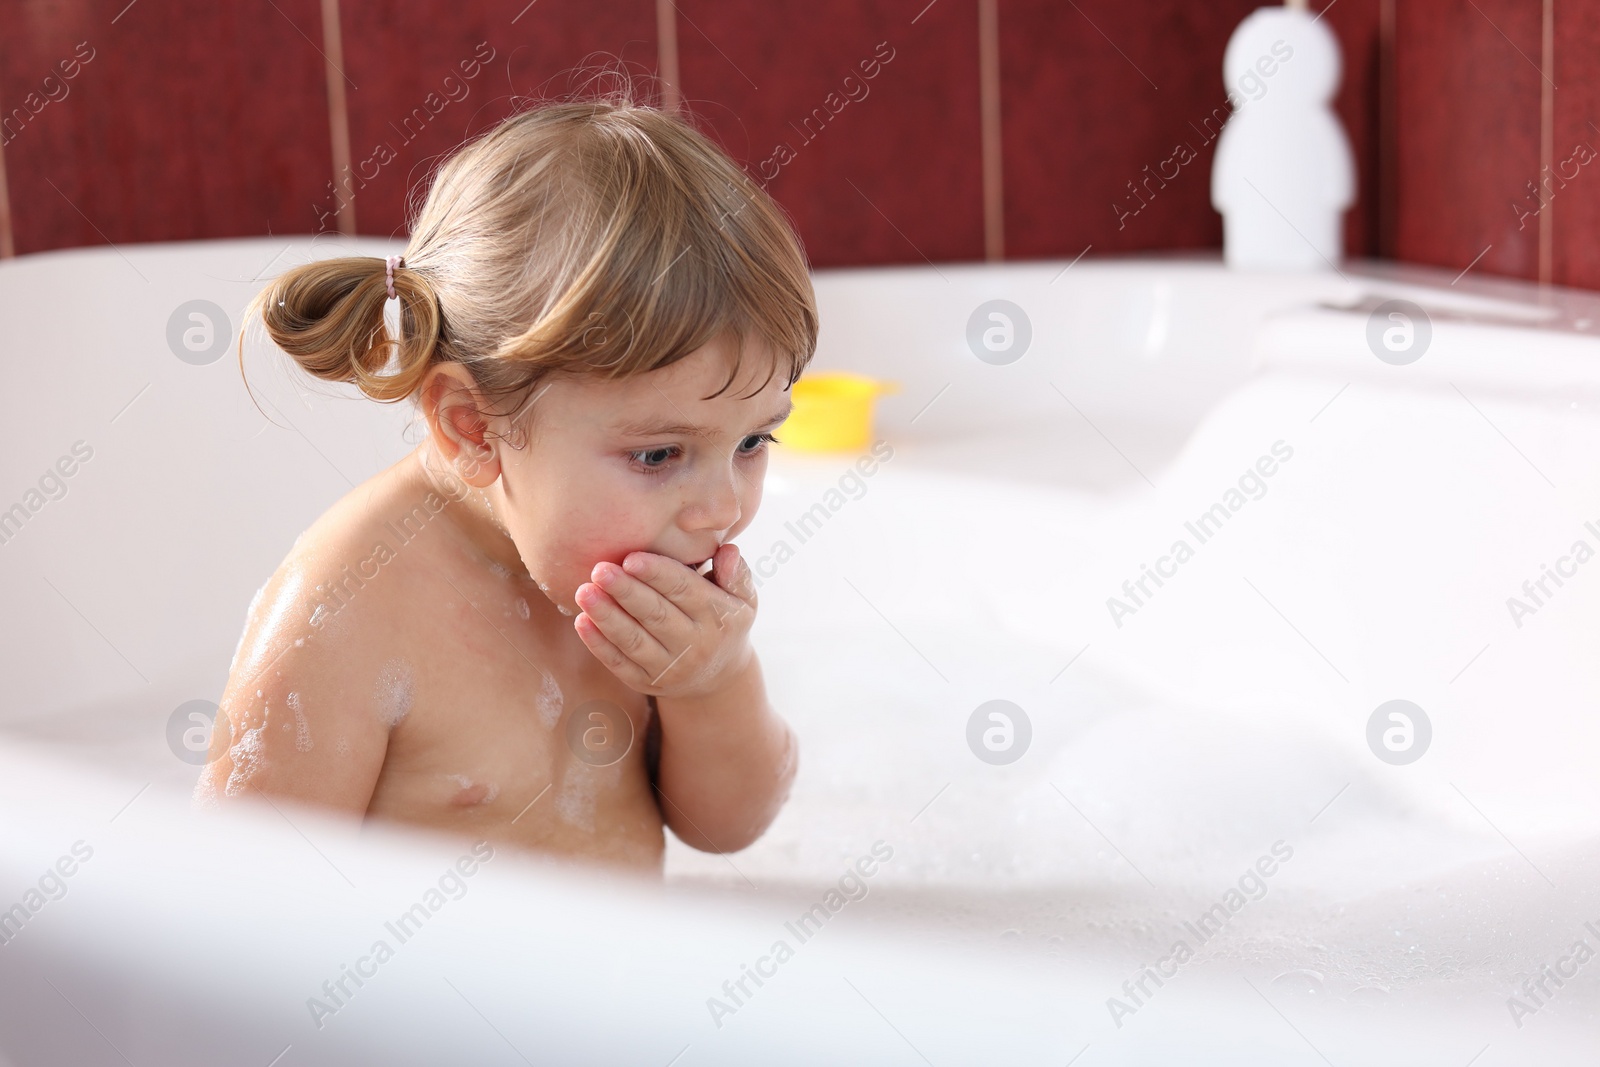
[374,659,416,727]
[225,720,267,796]
[335,736,351,757]
[192,770,219,811]
[557,604,574,616]
[489,561,510,580]
[516,598,530,620]
[289,692,313,752]
[558,760,623,833]
[537,670,564,729]
[555,767,599,833]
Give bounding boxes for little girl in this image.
[196,94,815,873]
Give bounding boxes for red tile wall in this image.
[337,0,660,239]
[1393,0,1543,282]
[0,0,331,253]
[0,0,1595,291]
[674,0,985,267]
[1553,0,1600,289]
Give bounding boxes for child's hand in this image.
[573,543,757,700]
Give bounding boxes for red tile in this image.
[1394,0,1541,281]
[338,0,659,238]
[1000,0,1262,259]
[1318,0,1385,259]
[675,0,985,268]
[0,0,331,254]
[1552,0,1600,290]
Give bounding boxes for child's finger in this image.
[711,543,758,608]
[574,583,671,665]
[573,611,652,691]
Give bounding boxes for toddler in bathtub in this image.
[194,96,810,872]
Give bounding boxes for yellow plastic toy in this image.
[780,371,900,453]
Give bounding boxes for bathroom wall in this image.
[0,0,1589,289]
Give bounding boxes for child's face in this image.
[494,334,792,618]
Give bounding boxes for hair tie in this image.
[384,255,405,300]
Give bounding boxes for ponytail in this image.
[241,253,442,403]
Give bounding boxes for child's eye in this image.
[739,431,780,456]
[628,445,681,473]
[628,433,779,476]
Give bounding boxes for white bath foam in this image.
[515,598,530,620]
[334,736,351,757]
[288,692,312,752]
[489,561,511,580]
[554,761,619,834]
[191,769,219,810]
[373,660,415,727]
[537,670,563,729]
[224,720,267,797]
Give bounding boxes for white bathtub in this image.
[2,236,1598,1063]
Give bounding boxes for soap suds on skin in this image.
[335,736,351,757]
[489,561,510,580]
[225,715,267,797]
[554,761,619,834]
[374,659,416,727]
[516,598,530,620]
[555,766,600,833]
[192,770,220,810]
[537,669,563,729]
[289,692,313,752]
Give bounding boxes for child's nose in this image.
[685,466,743,531]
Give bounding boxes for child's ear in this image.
[419,364,502,488]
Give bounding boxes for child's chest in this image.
[365,574,664,870]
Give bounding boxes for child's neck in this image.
[411,442,530,581]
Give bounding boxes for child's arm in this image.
[652,650,797,852]
[197,582,390,820]
[574,544,798,853]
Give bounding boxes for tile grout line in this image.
[0,84,12,257]
[1376,0,1398,259]
[656,0,681,113]
[977,0,1004,261]
[320,0,357,236]
[1538,0,1554,288]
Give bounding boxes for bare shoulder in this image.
[198,455,450,814]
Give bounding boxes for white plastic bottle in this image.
[1211,4,1355,270]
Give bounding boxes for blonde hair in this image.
[242,90,818,441]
